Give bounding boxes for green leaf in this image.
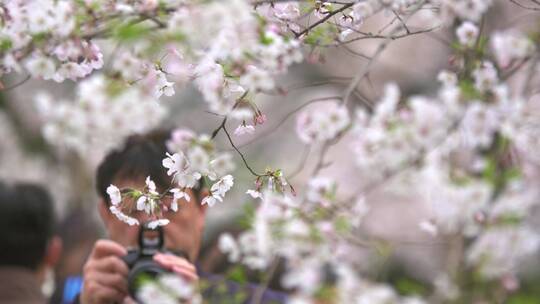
[259,32,274,46]
[497,213,523,226]
[508,294,540,304]
[314,284,337,302]
[226,265,247,284]
[475,36,489,54]
[114,22,151,42]
[0,38,13,52]
[395,278,428,296]
[459,79,482,100]
[334,215,351,234]
[237,202,256,230]
[503,167,522,182]
[482,157,497,185]
[303,24,337,46]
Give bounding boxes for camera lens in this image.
[127,258,169,298]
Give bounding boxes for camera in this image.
[122,223,188,299]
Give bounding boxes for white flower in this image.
[136,196,147,211]
[209,153,235,177]
[218,233,240,262]
[35,74,165,156]
[230,108,254,122]
[187,146,210,175]
[306,177,334,204]
[162,152,187,177]
[106,185,122,206]
[211,175,234,197]
[112,51,143,81]
[170,188,190,212]
[350,196,370,227]
[355,285,397,304]
[246,189,262,199]
[419,220,438,237]
[147,219,170,229]
[467,227,540,278]
[461,101,499,148]
[155,70,175,98]
[272,3,300,20]
[158,274,194,299]
[374,83,400,121]
[437,70,458,87]
[201,194,222,207]
[24,55,56,80]
[166,128,196,152]
[110,206,139,226]
[239,65,275,92]
[27,4,56,34]
[442,0,493,22]
[473,61,498,92]
[284,219,310,238]
[353,1,379,22]
[491,30,535,68]
[296,102,350,143]
[177,171,201,188]
[145,176,158,195]
[456,22,478,47]
[234,124,255,136]
[281,260,321,294]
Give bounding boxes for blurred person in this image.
[0,182,62,304]
[52,209,100,304]
[73,130,286,304]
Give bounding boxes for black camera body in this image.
[122,224,187,299]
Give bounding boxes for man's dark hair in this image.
[0,182,56,270]
[97,129,205,206]
[96,130,172,205]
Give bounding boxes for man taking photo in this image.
[74,130,285,304]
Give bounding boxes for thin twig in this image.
[252,257,280,304]
[311,141,333,176]
[523,53,539,95]
[0,75,31,91]
[211,117,227,139]
[342,1,428,105]
[286,144,312,179]
[222,122,265,177]
[295,2,355,38]
[236,96,342,149]
[509,0,540,10]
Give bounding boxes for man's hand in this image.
[153,253,199,282]
[80,240,129,304]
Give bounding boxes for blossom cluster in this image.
[217,16,539,303]
[35,74,165,158]
[2,0,540,303]
[137,273,198,304]
[0,1,102,81]
[296,102,350,144]
[106,128,236,227]
[0,0,306,152]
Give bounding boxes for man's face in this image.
[99,177,207,262]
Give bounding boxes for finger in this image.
[172,266,199,282]
[84,281,125,304]
[153,253,196,272]
[91,239,127,259]
[93,255,129,276]
[153,254,198,281]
